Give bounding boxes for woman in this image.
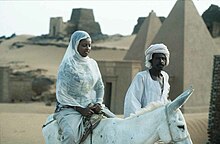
[54,30,106,144]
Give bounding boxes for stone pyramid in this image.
[151,0,218,112]
[123,11,162,69]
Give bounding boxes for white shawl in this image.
[56,31,104,108]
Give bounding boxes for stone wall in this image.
[208,55,220,143]
[0,66,10,102]
[98,60,141,114]
[0,66,55,103]
[10,76,35,102]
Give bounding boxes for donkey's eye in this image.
[177,125,185,130]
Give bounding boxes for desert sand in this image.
[0,34,216,143]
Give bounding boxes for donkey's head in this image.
[159,87,194,144]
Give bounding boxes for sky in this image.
[0,0,220,37]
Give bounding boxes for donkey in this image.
[42,87,194,144]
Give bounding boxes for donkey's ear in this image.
[167,87,194,113]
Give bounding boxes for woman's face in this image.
[77,38,92,57]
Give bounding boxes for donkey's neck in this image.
[124,107,165,144]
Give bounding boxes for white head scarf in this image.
[145,43,170,69]
[60,30,91,64]
[56,30,101,107]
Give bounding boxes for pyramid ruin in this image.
[49,8,102,37]
[123,11,162,69]
[150,0,218,112]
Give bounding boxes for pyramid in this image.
[123,11,162,69]
[151,0,218,112]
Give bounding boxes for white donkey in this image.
[42,87,194,144]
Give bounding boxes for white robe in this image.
[124,69,170,118]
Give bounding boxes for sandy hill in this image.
[0,34,135,77]
[0,35,64,76]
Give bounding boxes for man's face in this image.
[151,53,167,71]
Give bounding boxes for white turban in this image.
[145,43,170,69]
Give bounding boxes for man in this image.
[124,43,170,118]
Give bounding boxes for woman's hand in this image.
[76,107,94,117]
[90,103,102,114]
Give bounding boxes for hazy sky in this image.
[0,0,219,36]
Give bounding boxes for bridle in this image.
[164,105,190,143]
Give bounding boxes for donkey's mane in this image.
[128,101,169,119]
